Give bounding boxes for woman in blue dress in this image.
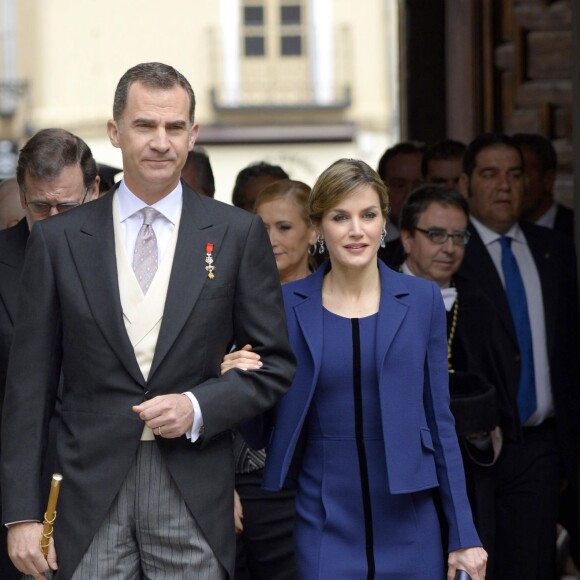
[228,159,487,579]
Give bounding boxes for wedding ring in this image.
[157,426,164,437]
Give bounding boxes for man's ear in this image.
[459,173,470,198]
[88,176,101,200]
[107,119,121,149]
[543,169,556,195]
[400,229,413,255]
[189,123,200,151]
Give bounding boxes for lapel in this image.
[66,190,144,385]
[375,261,410,378]
[460,223,518,347]
[148,185,228,379]
[292,265,325,385]
[0,219,29,324]
[291,261,411,384]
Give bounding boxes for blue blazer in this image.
[262,260,481,552]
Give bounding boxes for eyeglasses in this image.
[23,187,91,217]
[414,227,471,246]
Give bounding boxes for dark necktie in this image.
[499,236,537,423]
[132,207,159,294]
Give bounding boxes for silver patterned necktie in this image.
[132,207,159,294]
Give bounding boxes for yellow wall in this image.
[7,0,399,202]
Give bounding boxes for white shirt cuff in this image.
[182,392,204,442]
[5,520,39,528]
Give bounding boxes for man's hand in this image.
[221,344,262,375]
[132,394,194,438]
[7,522,57,578]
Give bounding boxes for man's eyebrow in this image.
[166,120,188,129]
[132,117,156,126]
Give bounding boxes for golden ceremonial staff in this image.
[40,473,63,557]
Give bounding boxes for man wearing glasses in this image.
[17,128,100,227]
[398,184,506,572]
[0,128,99,579]
[458,133,579,579]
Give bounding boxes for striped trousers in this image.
[70,441,225,579]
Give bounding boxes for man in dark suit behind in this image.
[2,62,295,579]
[458,133,580,579]
[0,128,100,579]
[512,132,574,237]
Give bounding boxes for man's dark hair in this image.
[113,62,196,124]
[16,128,97,191]
[376,141,425,181]
[183,147,215,197]
[462,133,524,178]
[97,163,122,193]
[231,162,289,208]
[512,133,557,175]
[400,184,469,232]
[421,139,466,178]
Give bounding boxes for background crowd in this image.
[0,62,577,580]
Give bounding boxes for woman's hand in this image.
[234,490,244,535]
[447,546,487,579]
[221,344,262,375]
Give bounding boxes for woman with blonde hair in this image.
[254,179,317,284]
[226,179,316,580]
[231,159,487,579]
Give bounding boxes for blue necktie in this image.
[499,236,537,423]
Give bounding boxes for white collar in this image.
[401,261,456,311]
[117,180,182,225]
[470,216,526,246]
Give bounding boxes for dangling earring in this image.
[317,234,325,255]
[380,227,387,249]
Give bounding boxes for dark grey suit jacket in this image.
[554,203,574,238]
[1,184,296,579]
[0,218,28,405]
[458,221,580,480]
[0,218,29,580]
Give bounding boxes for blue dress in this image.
[294,309,445,579]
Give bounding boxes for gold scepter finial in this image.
[40,473,63,557]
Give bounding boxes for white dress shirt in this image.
[534,201,558,229]
[117,181,204,441]
[470,217,553,426]
[401,261,457,311]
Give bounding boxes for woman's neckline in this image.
[323,306,379,321]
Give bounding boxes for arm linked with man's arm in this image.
[192,214,296,444]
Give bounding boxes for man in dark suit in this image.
[2,62,295,579]
[376,141,424,242]
[458,133,580,579]
[0,178,25,230]
[512,132,574,237]
[0,128,100,579]
[397,185,505,560]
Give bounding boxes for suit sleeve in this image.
[423,284,481,551]
[1,223,62,523]
[189,215,296,445]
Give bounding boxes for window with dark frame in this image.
[281,35,301,55]
[243,2,266,57]
[242,1,305,58]
[280,3,303,56]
